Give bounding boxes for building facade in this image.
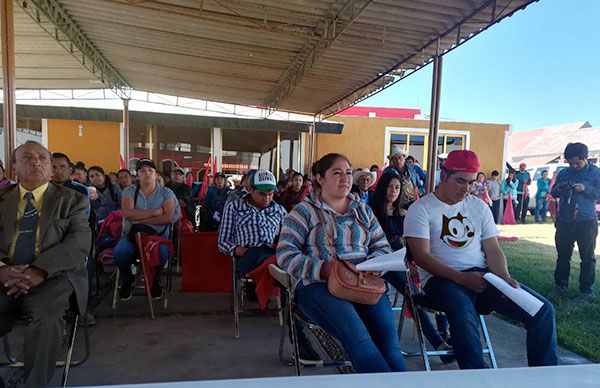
[318,107,510,177]
[2,105,510,182]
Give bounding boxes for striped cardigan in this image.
[277,193,391,285]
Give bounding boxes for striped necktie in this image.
[13,192,38,265]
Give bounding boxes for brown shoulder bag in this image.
[318,211,385,305]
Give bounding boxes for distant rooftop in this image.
[508,121,600,163]
[336,106,421,119]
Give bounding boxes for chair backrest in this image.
[403,244,424,295]
[268,264,291,289]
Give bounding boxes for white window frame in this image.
[384,127,471,167]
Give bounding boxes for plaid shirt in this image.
[218,195,287,256]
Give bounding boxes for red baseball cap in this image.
[444,150,480,173]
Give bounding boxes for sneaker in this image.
[119,277,134,301]
[573,292,593,305]
[151,278,164,300]
[547,285,568,301]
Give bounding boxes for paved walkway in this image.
[0,276,591,386]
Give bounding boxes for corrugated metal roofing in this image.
[1,5,102,88]
[508,122,600,161]
[513,154,562,166]
[1,0,538,116]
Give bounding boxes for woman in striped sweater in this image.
[277,153,408,373]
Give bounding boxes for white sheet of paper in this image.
[356,248,407,272]
[483,273,544,317]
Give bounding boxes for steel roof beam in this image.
[317,0,538,118]
[19,0,131,99]
[264,0,375,112]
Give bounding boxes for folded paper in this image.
[356,248,407,272]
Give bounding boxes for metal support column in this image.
[1,0,16,176]
[122,99,130,169]
[212,128,222,172]
[426,55,443,194]
[276,131,281,181]
[307,117,316,176]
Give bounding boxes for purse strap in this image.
[316,208,337,262]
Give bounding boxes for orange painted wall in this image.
[47,119,121,172]
[314,116,510,177]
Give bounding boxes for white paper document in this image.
[356,248,407,272]
[483,273,544,317]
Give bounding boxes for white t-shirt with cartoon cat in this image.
[404,193,499,286]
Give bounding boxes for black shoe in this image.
[245,282,258,302]
[547,285,568,301]
[151,277,164,300]
[573,292,593,305]
[119,277,134,301]
[78,312,96,327]
[297,339,321,364]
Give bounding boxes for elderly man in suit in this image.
[0,141,90,387]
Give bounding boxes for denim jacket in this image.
[550,163,600,222]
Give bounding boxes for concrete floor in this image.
[0,274,591,387]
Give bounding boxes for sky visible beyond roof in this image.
[357,0,600,133]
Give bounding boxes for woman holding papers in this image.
[277,153,408,373]
[370,172,453,362]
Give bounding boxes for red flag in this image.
[199,156,212,200]
[213,157,219,176]
[136,234,174,290]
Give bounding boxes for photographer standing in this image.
[550,143,600,303]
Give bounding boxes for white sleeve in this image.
[403,200,431,240]
[480,200,499,239]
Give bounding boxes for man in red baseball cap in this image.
[404,149,557,369]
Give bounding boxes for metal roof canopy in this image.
[0,0,538,117]
[0,103,344,133]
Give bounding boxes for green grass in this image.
[498,222,600,362]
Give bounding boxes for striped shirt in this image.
[277,193,391,285]
[218,194,287,256]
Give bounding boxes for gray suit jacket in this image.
[0,182,91,314]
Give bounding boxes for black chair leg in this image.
[61,315,78,387]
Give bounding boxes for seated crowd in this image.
[0,140,563,387]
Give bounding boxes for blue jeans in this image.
[382,271,447,349]
[490,200,500,224]
[295,282,408,373]
[535,198,549,222]
[236,246,275,275]
[424,270,557,369]
[113,238,170,282]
